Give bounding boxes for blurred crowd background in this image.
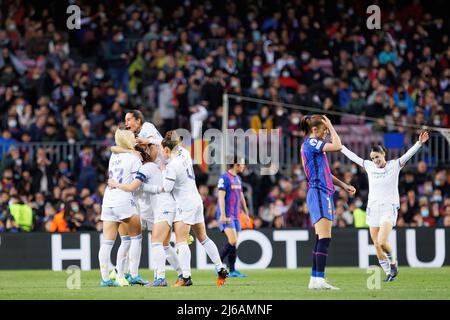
[0,0,449,233]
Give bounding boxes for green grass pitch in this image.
[0,268,449,300]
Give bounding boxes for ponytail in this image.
[300,114,324,134]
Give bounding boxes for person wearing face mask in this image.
[341,130,430,282]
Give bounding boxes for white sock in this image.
[379,259,390,275]
[108,259,115,272]
[176,241,191,278]
[164,245,182,277]
[152,242,166,279]
[123,255,129,275]
[201,238,224,271]
[99,239,114,281]
[129,234,142,278]
[116,236,131,278]
[384,251,396,264]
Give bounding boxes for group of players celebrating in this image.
[98,109,429,290]
[99,110,240,288]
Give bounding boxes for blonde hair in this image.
[114,129,136,150]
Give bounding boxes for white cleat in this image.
[315,278,340,290]
[308,277,317,289]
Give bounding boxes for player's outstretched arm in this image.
[332,174,356,195]
[398,131,429,168]
[108,178,142,192]
[341,145,365,167]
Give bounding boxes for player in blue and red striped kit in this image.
[300,115,356,290]
[217,157,250,277]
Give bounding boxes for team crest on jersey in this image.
[309,139,323,150]
[218,178,225,188]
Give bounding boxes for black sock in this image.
[220,242,233,261]
[316,238,331,278]
[228,245,237,272]
[311,235,319,277]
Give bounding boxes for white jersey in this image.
[139,121,164,164]
[103,153,141,207]
[363,159,401,207]
[165,146,202,211]
[135,162,177,217]
[138,122,163,144]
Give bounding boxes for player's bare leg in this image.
[192,223,228,286]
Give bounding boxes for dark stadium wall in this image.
[0,229,449,270]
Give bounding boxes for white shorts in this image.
[175,203,204,225]
[139,208,154,231]
[101,201,138,222]
[366,203,398,227]
[154,209,176,227]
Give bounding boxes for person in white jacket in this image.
[341,131,429,282]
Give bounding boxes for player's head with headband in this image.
[115,129,136,150]
[370,144,387,168]
[300,114,328,139]
[125,109,144,134]
[161,130,182,159]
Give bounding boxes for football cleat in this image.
[173,276,193,287]
[128,275,149,286]
[384,263,399,282]
[109,269,117,281]
[146,278,168,287]
[217,268,229,287]
[308,277,317,289]
[100,279,120,287]
[229,270,247,278]
[115,276,130,287]
[315,278,340,290]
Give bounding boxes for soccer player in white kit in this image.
[144,131,229,287]
[99,129,148,287]
[341,131,429,281]
[109,110,181,284]
[108,139,183,287]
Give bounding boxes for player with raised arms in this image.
[99,129,148,287]
[108,138,183,287]
[341,131,429,281]
[144,131,229,287]
[300,115,356,290]
[217,156,250,277]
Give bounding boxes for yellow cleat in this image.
[109,269,117,281]
[116,276,130,287]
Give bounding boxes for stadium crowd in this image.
[0,0,450,233]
